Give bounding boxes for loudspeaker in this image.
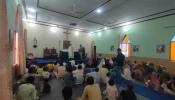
[94,46,96,59]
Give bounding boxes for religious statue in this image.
[33,37,37,48]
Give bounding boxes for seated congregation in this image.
[15,55,175,100]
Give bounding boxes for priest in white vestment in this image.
[68,44,74,59]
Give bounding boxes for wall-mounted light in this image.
[123,27,128,32]
[104,27,108,30]
[75,31,79,36]
[51,27,56,32]
[28,15,33,18]
[98,32,101,36]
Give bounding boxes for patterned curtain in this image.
[0,0,13,99]
[15,5,26,75]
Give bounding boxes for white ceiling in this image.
[24,0,175,32]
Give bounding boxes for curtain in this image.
[0,0,13,99]
[15,5,26,75]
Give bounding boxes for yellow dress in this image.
[81,84,102,100]
[37,68,43,75]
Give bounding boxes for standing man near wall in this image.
[116,48,125,83]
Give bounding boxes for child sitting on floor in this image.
[42,67,52,80]
[161,77,175,96]
[106,72,110,86]
[41,78,51,94]
[103,79,118,100]
[167,77,175,92]
[37,64,43,75]
[47,62,53,72]
[53,62,58,72]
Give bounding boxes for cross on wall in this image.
[63,30,71,40]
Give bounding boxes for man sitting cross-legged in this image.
[54,62,66,79]
[86,68,102,85]
[81,76,102,100]
[73,65,84,85]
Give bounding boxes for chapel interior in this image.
[1,0,175,100]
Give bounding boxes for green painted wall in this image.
[92,15,175,59]
[6,0,27,30]
[6,0,18,30]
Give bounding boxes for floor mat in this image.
[117,80,175,100]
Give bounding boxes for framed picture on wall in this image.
[110,45,114,51]
[156,44,165,53]
[133,45,139,52]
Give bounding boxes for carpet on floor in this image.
[117,80,175,100]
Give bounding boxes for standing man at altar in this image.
[79,44,85,59]
[68,44,74,60]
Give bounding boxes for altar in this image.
[59,50,80,60]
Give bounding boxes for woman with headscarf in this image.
[138,64,145,76]
[132,64,143,81]
[145,71,160,91]
[161,77,175,96]
[122,63,132,81]
[146,62,154,75]
[159,66,170,82]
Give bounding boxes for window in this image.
[120,35,131,57]
[170,36,175,61]
[13,31,19,64]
